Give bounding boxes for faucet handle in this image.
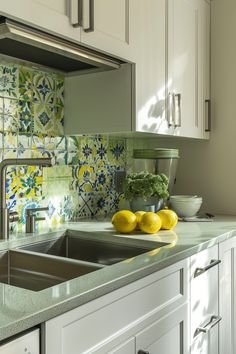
[9,211,19,223]
[25,207,48,233]
[26,207,49,216]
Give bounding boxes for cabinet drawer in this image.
[45,259,188,354]
[0,329,39,354]
[190,245,220,354]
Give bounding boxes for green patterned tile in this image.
[0,65,18,98]
[108,138,126,166]
[0,97,3,115]
[18,100,33,133]
[32,133,45,150]
[3,132,17,148]
[18,133,32,149]
[3,98,19,132]
[54,105,64,135]
[3,149,17,159]
[55,73,64,107]
[17,148,31,159]
[45,136,56,150]
[19,66,33,100]
[67,136,80,151]
[0,115,4,132]
[33,103,55,135]
[55,136,66,150]
[32,70,55,104]
[43,165,72,180]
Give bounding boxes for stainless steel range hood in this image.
[0,17,122,73]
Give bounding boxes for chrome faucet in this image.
[26,207,49,233]
[0,158,52,240]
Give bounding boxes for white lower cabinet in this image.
[44,238,236,354]
[136,304,188,354]
[45,259,189,354]
[219,237,236,354]
[108,338,135,354]
[0,329,39,354]
[190,245,221,354]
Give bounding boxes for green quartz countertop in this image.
[0,215,236,341]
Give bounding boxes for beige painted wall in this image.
[132,0,236,214]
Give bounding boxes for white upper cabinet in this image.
[199,0,211,139]
[0,0,82,42]
[80,0,131,60]
[131,0,168,135]
[168,0,200,138]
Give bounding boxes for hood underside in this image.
[0,17,122,73]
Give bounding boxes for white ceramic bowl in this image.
[170,198,202,217]
[170,195,202,202]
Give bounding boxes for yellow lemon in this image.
[134,211,146,230]
[157,209,178,230]
[139,212,162,234]
[112,210,137,233]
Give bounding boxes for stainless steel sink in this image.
[0,249,102,291]
[20,231,169,266]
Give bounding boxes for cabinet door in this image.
[135,304,188,354]
[0,0,81,42]
[80,0,130,59]
[219,237,236,354]
[198,0,211,139]
[132,0,169,135]
[0,329,39,354]
[168,0,200,138]
[190,245,220,354]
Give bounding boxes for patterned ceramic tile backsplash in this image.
[0,58,126,231]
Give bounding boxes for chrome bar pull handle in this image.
[194,259,221,278]
[168,93,175,127]
[174,93,182,127]
[70,0,83,27]
[194,315,222,338]
[205,99,211,132]
[83,0,94,32]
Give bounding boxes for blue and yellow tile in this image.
[32,70,55,104]
[78,164,96,192]
[108,138,126,166]
[18,100,33,133]
[17,165,43,198]
[6,167,18,201]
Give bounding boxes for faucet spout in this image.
[0,158,52,240]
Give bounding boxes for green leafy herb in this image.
[124,171,169,201]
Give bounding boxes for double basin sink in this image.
[0,231,169,292]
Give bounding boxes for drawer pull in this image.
[194,315,222,337]
[138,351,149,354]
[194,259,221,278]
